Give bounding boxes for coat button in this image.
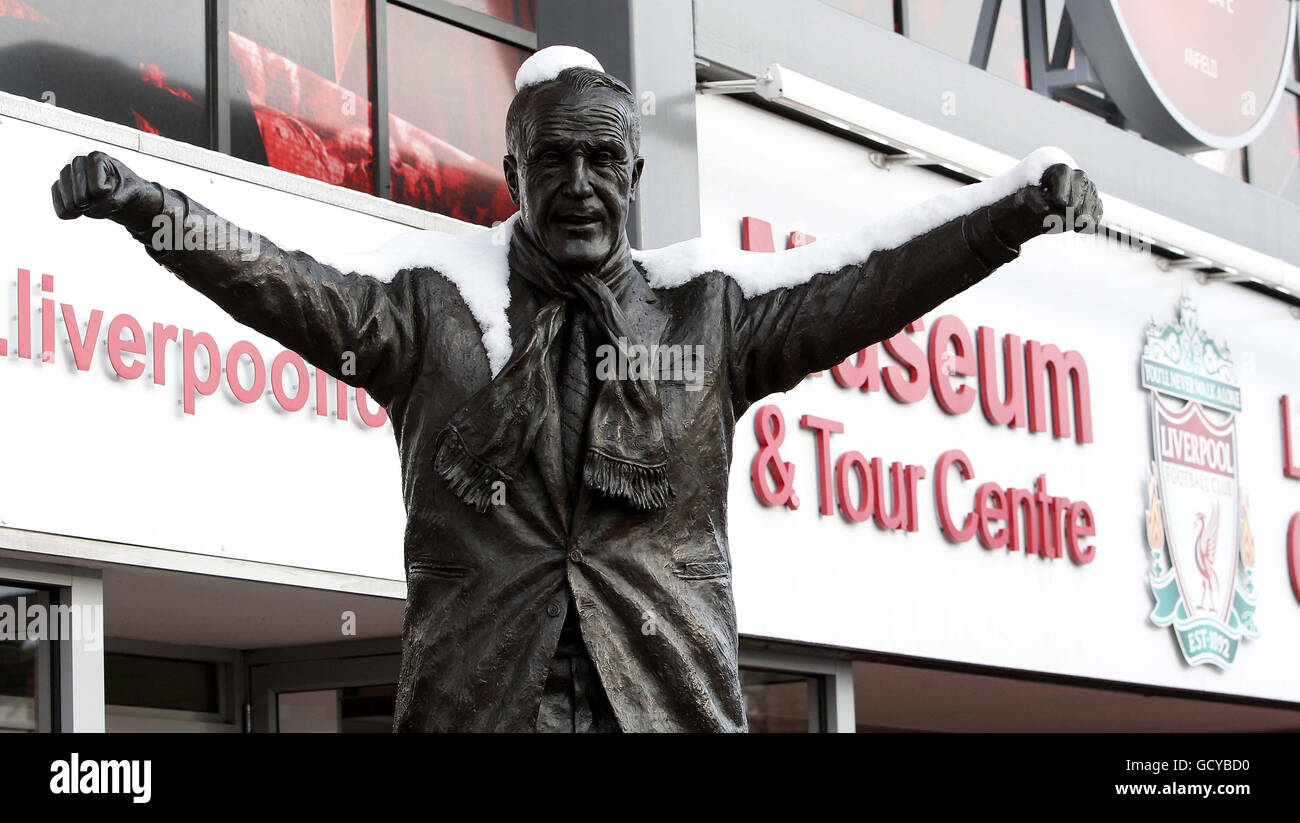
[546,600,562,618]
[568,549,584,564]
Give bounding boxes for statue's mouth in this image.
[555,212,602,228]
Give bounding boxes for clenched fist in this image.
[51,151,160,230]
[1032,163,1102,234]
[987,162,1104,247]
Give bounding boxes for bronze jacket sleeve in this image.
[727,199,1022,408]
[126,186,422,408]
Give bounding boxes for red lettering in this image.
[1283,396,1300,479]
[929,315,976,415]
[1289,513,1300,603]
[903,464,926,532]
[107,314,146,380]
[1007,486,1038,554]
[872,458,907,530]
[40,275,54,364]
[271,351,310,412]
[976,482,1009,549]
[834,451,873,523]
[1034,474,1066,559]
[315,368,330,417]
[152,323,179,386]
[182,329,221,415]
[831,346,881,392]
[801,414,845,516]
[882,319,928,403]
[336,378,350,422]
[977,326,1025,428]
[741,216,775,252]
[17,268,30,359]
[225,340,266,404]
[934,449,977,542]
[1026,340,1093,443]
[59,303,103,372]
[1066,501,1097,564]
[356,387,388,428]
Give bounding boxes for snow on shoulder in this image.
[515,45,605,91]
[313,216,518,377]
[632,146,1077,297]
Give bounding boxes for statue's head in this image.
[504,50,643,271]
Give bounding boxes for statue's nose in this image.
[561,156,595,198]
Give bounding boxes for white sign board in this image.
[699,95,1300,703]
[0,114,408,580]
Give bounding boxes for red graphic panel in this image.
[229,11,517,225]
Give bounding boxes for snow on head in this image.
[515,46,605,91]
[634,146,1078,297]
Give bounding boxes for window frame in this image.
[204,0,536,201]
[739,646,857,732]
[0,580,57,732]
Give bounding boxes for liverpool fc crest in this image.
[1141,298,1258,669]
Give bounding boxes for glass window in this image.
[820,0,897,31]
[386,3,523,225]
[0,585,54,733]
[229,0,374,194]
[104,653,221,714]
[906,0,1027,88]
[0,0,207,145]
[276,683,396,732]
[442,0,536,31]
[340,684,397,732]
[1247,94,1300,204]
[277,688,339,732]
[742,668,822,732]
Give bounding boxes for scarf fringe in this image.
[433,427,509,513]
[584,450,672,511]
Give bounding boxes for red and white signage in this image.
[698,94,1300,703]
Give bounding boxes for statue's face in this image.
[505,85,644,270]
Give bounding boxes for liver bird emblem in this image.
[1193,501,1220,613]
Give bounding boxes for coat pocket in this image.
[673,560,730,581]
[407,561,474,580]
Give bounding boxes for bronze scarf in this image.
[432,223,671,512]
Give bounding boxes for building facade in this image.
[1,0,1299,732]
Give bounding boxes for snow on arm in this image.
[632,147,1076,297]
[305,148,1073,375]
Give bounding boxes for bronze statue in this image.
[51,47,1101,732]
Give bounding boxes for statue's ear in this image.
[504,155,521,205]
[630,156,645,199]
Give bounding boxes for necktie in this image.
[558,305,593,501]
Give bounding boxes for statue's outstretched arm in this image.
[52,152,421,407]
[728,162,1101,405]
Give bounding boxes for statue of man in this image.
[51,46,1100,732]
